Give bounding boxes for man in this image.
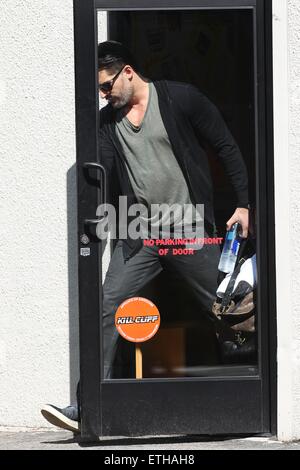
[41,41,249,433]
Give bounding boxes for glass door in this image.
[74,0,275,439]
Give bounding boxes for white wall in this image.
[288,0,300,439]
[0,0,78,428]
[273,0,300,441]
[273,0,293,440]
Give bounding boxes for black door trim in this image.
[95,0,257,10]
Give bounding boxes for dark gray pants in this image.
[102,240,220,378]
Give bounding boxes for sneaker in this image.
[41,404,80,433]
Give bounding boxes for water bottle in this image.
[218,222,241,273]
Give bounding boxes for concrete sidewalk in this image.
[0,430,300,450]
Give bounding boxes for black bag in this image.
[218,332,257,364]
[212,240,257,364]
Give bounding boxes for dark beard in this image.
[109,88,133,109]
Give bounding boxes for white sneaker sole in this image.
[41,405,80,433]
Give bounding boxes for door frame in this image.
[73,0,276,440]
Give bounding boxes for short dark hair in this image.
[98,40,138,73]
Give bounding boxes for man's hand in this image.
[226,207,249,238]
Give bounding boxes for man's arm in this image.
[185,85,249,236]
[99,128,115,173]
[226,207,249,238]
[99,108,119,207]
[99,107,116,175]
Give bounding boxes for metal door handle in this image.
[84,218,105,225]
[83,162,107,226]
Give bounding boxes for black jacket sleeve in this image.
[99,107,116,175]
[184,85,249,208]
[99,107,119,207]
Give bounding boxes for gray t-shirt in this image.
[115,82,199,236]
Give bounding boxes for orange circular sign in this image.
[115,297,160,343]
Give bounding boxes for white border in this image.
[272,0,293,441]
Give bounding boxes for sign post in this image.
[115,297,161,379]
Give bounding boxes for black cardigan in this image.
[99,80,248,260]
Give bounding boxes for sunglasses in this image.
[98,66,125,93]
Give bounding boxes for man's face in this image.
[98,66,133,109]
